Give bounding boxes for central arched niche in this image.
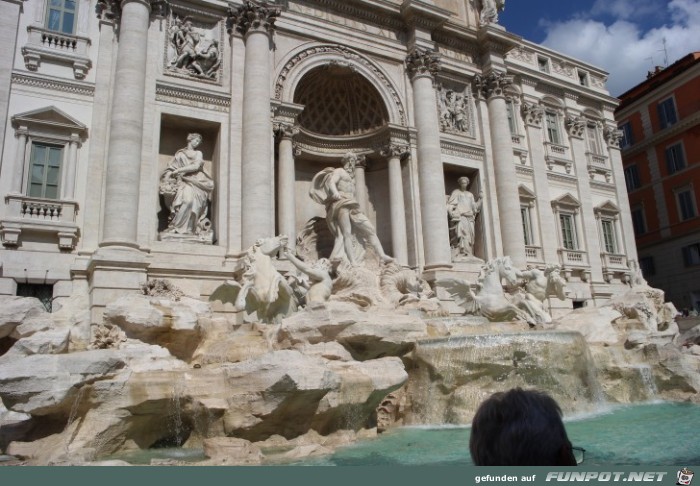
[293,63,389,136]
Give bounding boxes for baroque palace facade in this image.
[0,0,637,319]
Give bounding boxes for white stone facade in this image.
[0,0,637,318]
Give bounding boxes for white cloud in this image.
[540,0,700,96]
[590,0,663,20]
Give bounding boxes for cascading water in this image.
[404,329,606,425]
[631,364,658,398]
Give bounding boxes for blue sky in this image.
[498,0,700,96]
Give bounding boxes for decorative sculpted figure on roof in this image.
[159,133,215,243]
[310,153,394,265]
[478,0,505,26]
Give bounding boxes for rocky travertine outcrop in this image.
[0,291,410,465]
[0,296,46,339]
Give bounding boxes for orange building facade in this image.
[616,53,700,311]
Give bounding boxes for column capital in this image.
[405,48,441,81]
[566,114,586,139]
[520,101,544,128]
[473,71,513,100]
[604,126,623,149]
[95,0,169,23]
[227,0,281,38]
[273,121,299,140]
[380,143,410,160]
[354,155,368,170]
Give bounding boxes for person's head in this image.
[342,152,359,172]
[458,176,470,189]
[469,388,577,466]
[187,132,203,148]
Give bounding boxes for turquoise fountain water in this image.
[292,402,700,466]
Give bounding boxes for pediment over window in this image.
[11,106,87,142]
[552,193,581,210]
[594,200,620,216]
[518,184,536,201]
[12,106,87,135]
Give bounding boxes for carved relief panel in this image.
[164,7,224,84]
[436,83,476,137]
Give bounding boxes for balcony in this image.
[544,142,573,174]
[1,195,79,250]
[21,26,91,79]
[525,245,543,262]
[557,248,588,267]
[586,152,612,183]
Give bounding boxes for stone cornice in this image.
[227,0,281,37]
[399,0,451,30]
[11,72,94,97]
[155,82,230,111]
[439,139,485,160]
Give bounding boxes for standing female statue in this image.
[447,176,483,258]
[159,133,215,242]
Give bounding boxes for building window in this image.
[559,213,578,250]
[682,243,700,267]
[506,100,517,135]
[28,142,63,199]
[624,165,641,191]
[578,71,589,87]
[631,207,646,235]
[665,143,686,174]
[46,0,77,35]
[16,283,54,312]
[639,256,655,277]
[676,188,697,221]
[538,57,550,73]
[586,123,602,155]
[545,111,561,144]
[600,219,616,253]
[657,97,678,129]
[619,122,634,148]
[521,205,533,246]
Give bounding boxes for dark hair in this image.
[469,388,575,466]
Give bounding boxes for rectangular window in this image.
[521,206,533,246]
[545,111,560,145]
[631,207,646,236]
[657,97,678,129]
[639,256,655,277]
[578,71,588,87]
[28,142,62,199]
[559,213,577,250]
[538,57,549,73]
[682,243,700,267]
[601,219,616,253]
[46,0,77,35]
[624,165,641,191]
[506,101,516,135]
[16,283,54,312]
[665,143,686,174]
[620,122,634,148]
[677,189,697,221]
[586,123,602,154]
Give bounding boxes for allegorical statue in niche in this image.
[159,133,214,243]
[309,152,394,265]
[447,176,483,258]
[478,0,505,26]
[167,16,221,80]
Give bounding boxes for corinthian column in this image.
[405,48,451,269]
[100,0,166,249]
[475,71,526,267]
[274,122,298,241]
[228,1,280,248]
[381,144,410,266]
